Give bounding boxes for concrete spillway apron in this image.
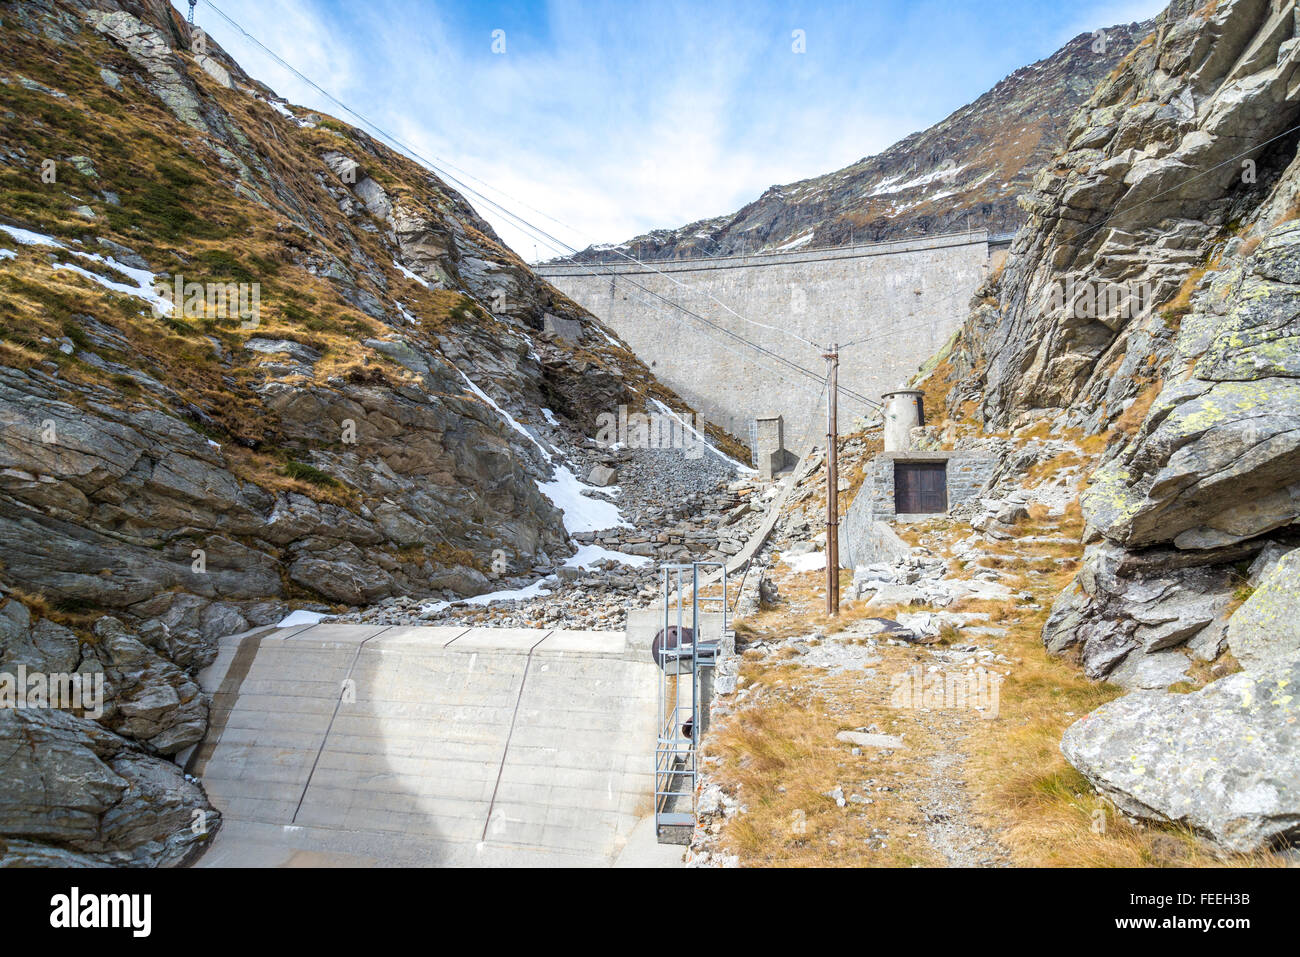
[189,624,681,867]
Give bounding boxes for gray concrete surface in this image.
[536,230,992,445]
[190,624,682,868]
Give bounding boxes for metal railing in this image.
[654,561,729,842]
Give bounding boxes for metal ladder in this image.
[654,561,729,843]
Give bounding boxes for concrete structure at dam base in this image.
[537,230,1010,457]
[187,621,685,868]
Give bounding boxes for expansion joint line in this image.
[184,622,317,778]
[481,631,553,844]
[291,626,393,824]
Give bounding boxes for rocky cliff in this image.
[561,21,1151,263]
[0,0,732,865]
[940,0,1300,850]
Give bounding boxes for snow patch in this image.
[52,252,172,315]
[783,551,826,573]
[276,610,327,628]
[419,577,555,615]
[649,398,756,474]
[866,164,966,197]
[451,365,629,536]
[0,223,64,248]
[538,464,630,533]
[0,224,169,313]
[393,260,430,288]
[563,544,652,568]
[774,231,815,252]
[454,366,553,461]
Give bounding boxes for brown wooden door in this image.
[895,462,947,513]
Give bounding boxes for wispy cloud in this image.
[189,0,1172,261]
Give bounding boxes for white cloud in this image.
[184,0,1167,262]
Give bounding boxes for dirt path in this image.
[688,491,1095,867]
[691,550,1019,866]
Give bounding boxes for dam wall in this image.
[536,230,1001,452]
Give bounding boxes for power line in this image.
[487,211,880,409]
[196,0,880,409]
[593,270,880,414]
[594,274,841,407]
[206,0,1300,378]
[199,1,822,354]
[1065,118,1300,254]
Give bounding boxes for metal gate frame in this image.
[654,561,728,841]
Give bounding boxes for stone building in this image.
[839,390,997,568]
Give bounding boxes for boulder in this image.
[836,730,906,749]
[587,464,616,487]
[1083,379,1300,550]
[1247,542,1292,585]
[1061,655,1300,853]
[864,583,928,610]
[1106,647,1191,691]
[288,544,397,604]
[89,617,208,755]
[1227,547,1300,671]
[0,598,80,675]
[1042,541,1237,680]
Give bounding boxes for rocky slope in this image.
[0,0,738,865]
[561,21,1151,263]
[938,0,1300,850]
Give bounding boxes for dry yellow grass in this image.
[705,655,958,867]
[949,508,1285,867]
[721,465,1288,867]
[1113,380,1163,437]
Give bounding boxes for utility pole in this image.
[824,344,840,616]
[188,0,197,25]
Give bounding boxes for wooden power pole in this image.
[824,344,840,616]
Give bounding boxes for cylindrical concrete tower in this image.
[882,389,925,452]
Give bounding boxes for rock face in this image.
[1227,547,1300,670]
[0,708,214,867]
[561,22,1150,262]
[0,0,717,639]
[1081,220,1300,552]
[952,0,1300,434]
[0,595,217,866]
[939,0,1300,681]
[1043,540,1237,685]
[0,0,732,866]
[1061,656,1300,852]
[925,0,1300,844]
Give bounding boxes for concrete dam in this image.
[536,230,1007,452]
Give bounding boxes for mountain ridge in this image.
[561,20,1154,264]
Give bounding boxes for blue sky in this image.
[184,0,1168,260]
